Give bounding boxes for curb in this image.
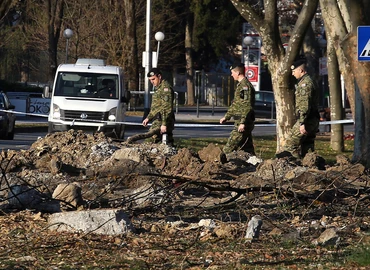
[15,124,48,133]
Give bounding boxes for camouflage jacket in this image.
[295,73,319,124]
[224,77,255,124]
[147,79,174,126]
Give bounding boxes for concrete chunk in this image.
[48,209,135,235]
[245,215,263,242]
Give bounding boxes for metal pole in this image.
[212,87,215,116]
[65,39,69,63]
[144,0,152,119]
[257,38,261,91]
[246,45,250,78]
[156,41,160,67]
[196,70,200,118]
[175,92,178,114]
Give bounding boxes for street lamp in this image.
[63,28,73,63]
[143,0,152,118]
[153,31,165,68]
[243,36,254,78]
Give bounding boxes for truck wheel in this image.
[48,122,54,133]
[0,129,7,139]
[6,127,14,140]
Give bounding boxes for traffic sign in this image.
[358,26,370,61]
[245,66,258,82]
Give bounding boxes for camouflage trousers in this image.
[223,121,255,154]
[127,118,175,144]
[149,119,175,144]
[284,118,319,158]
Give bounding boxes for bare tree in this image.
[326,34,344,152]
[46,0,64,81]
[185,11,195,105]
[229,0,319,152]
[320,0,370,166]
[123,0,139,92]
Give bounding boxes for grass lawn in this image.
[176,133,355,166]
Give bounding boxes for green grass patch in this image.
[175,135,354,165]
[346,245,370,266]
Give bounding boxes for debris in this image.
[245,215,263,242]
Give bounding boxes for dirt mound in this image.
[0,129,365,212]
[0,130,366,202]
[0,130,369,268]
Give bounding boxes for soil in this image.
[0,129,368,269]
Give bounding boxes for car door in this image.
[254,91,275,119]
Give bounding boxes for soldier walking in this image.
[282,56,320,158]
[127,68,175,145]
[220,63,256,155]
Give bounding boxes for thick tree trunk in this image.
[271,66,295,152]
[320,0,370,166]
[185,15,195,106]
[320,0,355,117]
[337,51,355,118]
[230,0,319,153]
[46,0,64,82]
[340,0,370,167]
[327,38,344,152]
[123,0,139,91]
[342,34,370,166]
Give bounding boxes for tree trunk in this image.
[342,34,370,166]
[319,0,370,166]
[327,37,344,152]
[229,0,319,153]
[123,0,139,91]
[352,81,366,163]
[46,0,64,82]
[271,68,295,152]
[339,0,370,167]
[185,13,195,106]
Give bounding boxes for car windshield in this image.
[255,91,274,102]
[54,72,118,99]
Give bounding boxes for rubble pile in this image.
[0,130,369,267]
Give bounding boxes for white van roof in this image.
[76,59,106,66]
[57,59,122,75]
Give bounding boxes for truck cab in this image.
[44,58,129,139]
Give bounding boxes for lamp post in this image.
[243,36,254,79]
[153,31,165,68]
[143,0,152,118]
[63,28,73,63]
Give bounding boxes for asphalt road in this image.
[0,122,354,151]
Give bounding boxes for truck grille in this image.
[62,110,108,121]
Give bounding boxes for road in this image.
[0,123,354,151]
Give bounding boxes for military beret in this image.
[230,62,244,70]
[147,68,162,77]
[291,56,307,70]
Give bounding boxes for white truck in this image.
[43,59,130,139]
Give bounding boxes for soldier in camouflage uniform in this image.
[283,57,320,158]
[220,63,255,154]
[127,68,175,144]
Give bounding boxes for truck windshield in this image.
[54,72,119,99]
